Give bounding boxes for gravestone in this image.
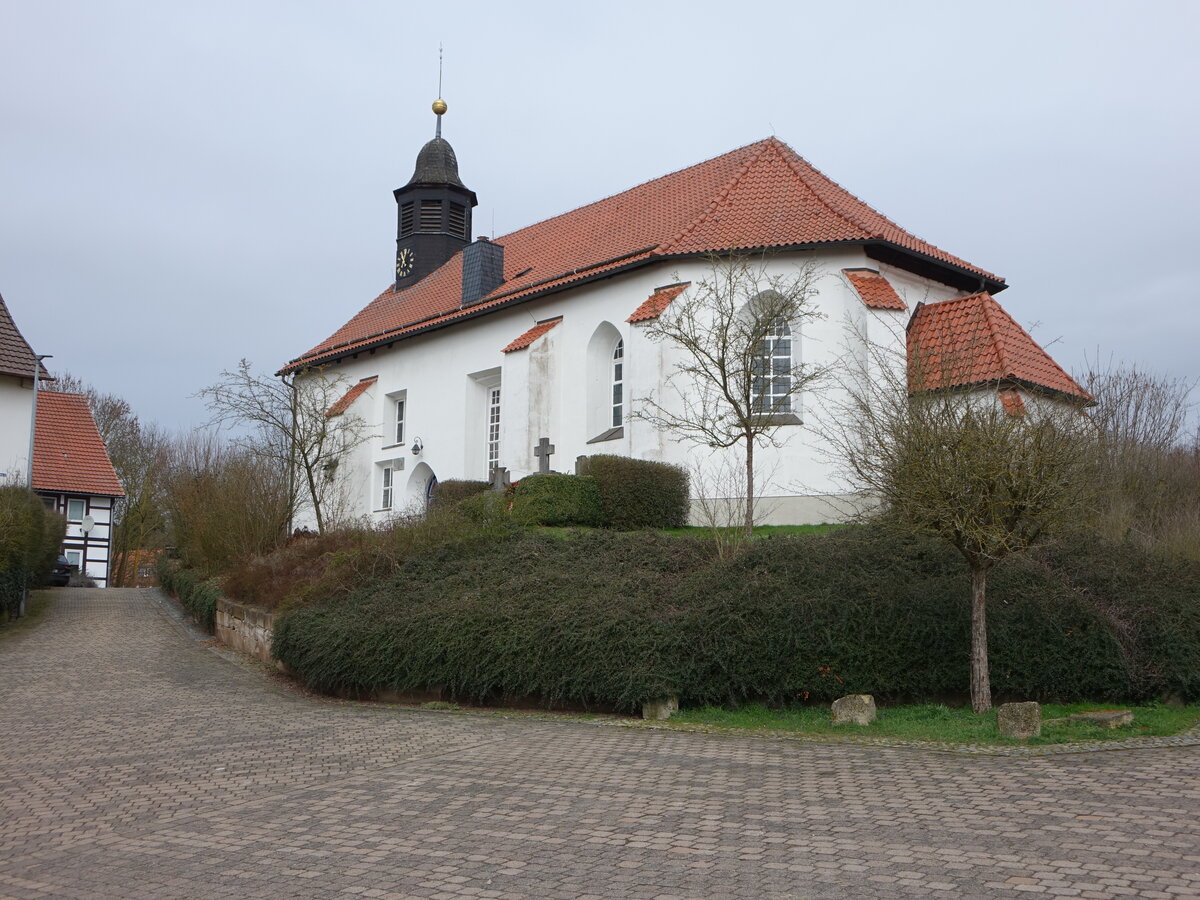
[489,466,511,493]
[997,701,1041,738]
[831,694,876,726]
[534,437,555,475]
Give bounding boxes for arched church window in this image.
[751,318,792,413]
[611,339,624,427]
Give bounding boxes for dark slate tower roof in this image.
[407,136,468,189]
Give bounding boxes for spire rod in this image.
[435,44,444,139]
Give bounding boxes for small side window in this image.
[381,466,393,511]
[66,499,85,522]
[395,398,406,445]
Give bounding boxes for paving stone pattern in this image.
[1,589,1198,899]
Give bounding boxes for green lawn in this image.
[670,701,1200,745]
[0,589,52,639]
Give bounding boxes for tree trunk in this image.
[744,438,754,538]
[969,565,992,713]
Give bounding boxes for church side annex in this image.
[283,99,1090,524]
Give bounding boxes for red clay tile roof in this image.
[502,317,562,353]
[0,293,52,380]
[998,388,1027,416]
[843,268,906,311]
[32,392,124,497]
[907,293,1091,402]
[326,376,377,417]
[284,137,1003,373]
[627,282,690,323]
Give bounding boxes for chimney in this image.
[461,236,505,307]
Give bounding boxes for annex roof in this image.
[503,317,562,353]
[284,137,1004,373]
[842,268,906,311]
[326,376,378,417]
[32,391,125,497]
[907,293,1091,402]
[627,282,690,323]
[0,293,52,380]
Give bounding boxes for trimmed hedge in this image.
[271,526,1200,712]
[579,455,690,529]
[157,556,220,632]
[430,479,491,510]
[0,486,65,619]
[510,474,602,527]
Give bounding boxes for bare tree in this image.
[636,253,826,536]
[199,361,374,534]
[825,332,1097,712]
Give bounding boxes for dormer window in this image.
[419,199,442,232]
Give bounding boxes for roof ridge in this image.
[652,140,770,255]
[771,141,877,239]
[977,293,1011,375]
[491,139,772,245]
[978,293,1086,397]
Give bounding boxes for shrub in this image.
[430,479,491,510]
[157,556,220,632]
[510,474,602,527]
[270,526,1200,712]
[579,455,690,529]
[0,486,65,620]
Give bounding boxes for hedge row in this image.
[271,526,1200,711]
[0,486,65,619]
[157,556,220,632]
[578,455,690,529]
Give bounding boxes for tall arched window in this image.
[751,317,792,413]
[611,339,624,427]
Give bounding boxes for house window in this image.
[611,339,624,427]
[399,201,414,237]
[751,318,792,413]
[381,465,393,511]
[66,498,86,522]
[394,397,406,445]
[65,549,82,571]
[419,199,442,232]
[486,386,501,473]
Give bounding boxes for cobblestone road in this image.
[1,589,1197,899]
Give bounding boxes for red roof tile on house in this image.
[283,138,1003,373]
[32,392,124,497]
[843,268,906,311]
[0,293,52,380]
[326,375,378,417]
[907,293,1091,402]
[627,283,690,323]
[503,317,562,353]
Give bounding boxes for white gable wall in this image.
[0,375,33,484]
[306,248,972,527]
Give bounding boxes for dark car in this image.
[49,555,72,587]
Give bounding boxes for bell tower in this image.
[392,97,477,289]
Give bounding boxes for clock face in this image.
[395,247,415,278]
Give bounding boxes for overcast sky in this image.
[2,0,1197,431]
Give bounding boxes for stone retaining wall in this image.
[215,597,279,665]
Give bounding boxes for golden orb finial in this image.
[432,98,448,116]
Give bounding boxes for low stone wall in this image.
[215,598,279,666]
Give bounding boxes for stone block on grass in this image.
[642,697,678,720]
[1069,709,1133,729]
[831,694,876,726]
[998,701,1041,738]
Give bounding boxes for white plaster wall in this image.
[0,376,33,484]
[300,248,975,527]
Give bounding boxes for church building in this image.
[283,100,1090,524]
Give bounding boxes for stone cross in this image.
[534,437,555,475]
[489,466,511,493]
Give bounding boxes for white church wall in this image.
[307,247,976,527]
